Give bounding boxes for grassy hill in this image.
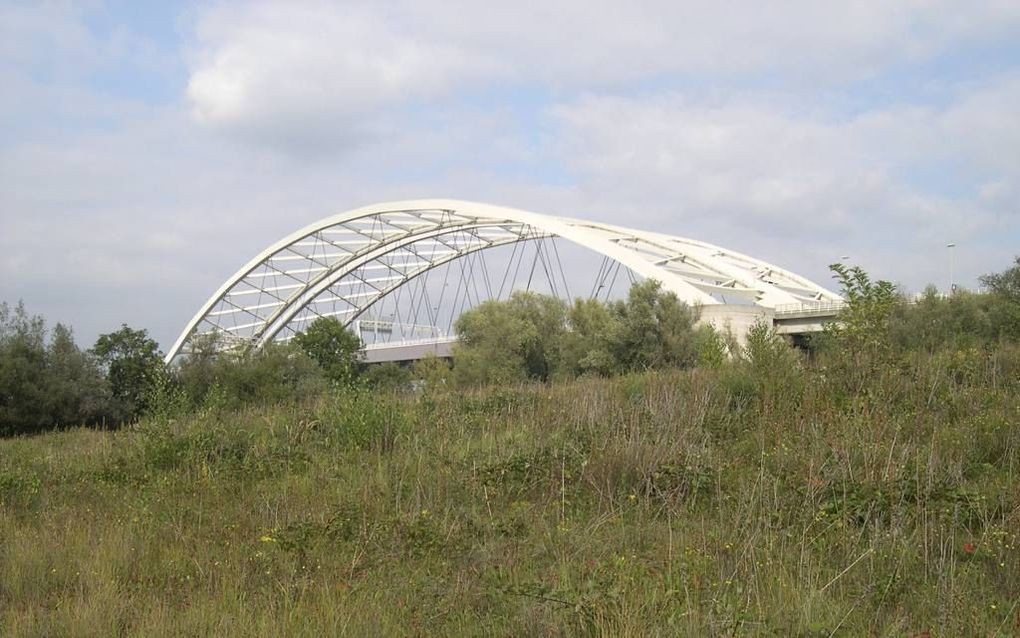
[1,345,1018,636]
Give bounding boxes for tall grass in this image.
[1,345,1019,635]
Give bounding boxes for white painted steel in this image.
[166,199,841,362]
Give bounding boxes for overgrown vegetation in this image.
[0,303,113,433]
[453,280,718,385]
[0,313,364,435]
[1,258,1019,634]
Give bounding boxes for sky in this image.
[1,0,1018,351]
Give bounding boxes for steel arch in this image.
[166,199,841,362]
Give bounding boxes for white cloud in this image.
[185,0,1020,153]
[186,1,489,152]
[548,81,1018,286]
[3,1,1019,348]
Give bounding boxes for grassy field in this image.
[1,346,1019,636]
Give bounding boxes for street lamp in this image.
[946,243,956,296]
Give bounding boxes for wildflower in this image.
[628,494,637,501]
[963,542,976,554]
[260,535,277,543]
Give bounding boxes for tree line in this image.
[2,257,1018,436]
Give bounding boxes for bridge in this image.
[165,199,844,364]
[358,302,846,364]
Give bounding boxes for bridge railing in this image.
[362,335,459,351]
[773,300,846,316]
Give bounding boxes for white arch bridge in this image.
[166,199,843,364]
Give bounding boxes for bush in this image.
[291,316,364,385]
[453,291,567,386]
[0,302,112,434]
[92,325,164,423]
[453,281,704,384]
[363,362,413,392]
[174,341,326,411]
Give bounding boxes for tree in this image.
[560,297,620,376]
[92,325,164,423]
[453,291,567,386]
[608,279,700,371]
[411,354,451,391]
[170,331,224,407]
[979,257,1020,341]
[694,325,730,368]
[291,317,364,385]
[980,256,1020,304]
[820,264,902,393]
[452,282,706,385]
[0,303,111,434]
[0,302,51,434]
[201,342,326,409]
[363,362,412,392]
[825,263,899,352]
[47,323,110,426]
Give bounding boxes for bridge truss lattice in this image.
[166,199,841,362]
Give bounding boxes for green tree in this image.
[92,325,164,423]
[172,336,326,411]
[201,342,326,409]
[742,321,800,376]
[363,362,412,392]
[0,302,51,434]
[980,256,1020,303]
[820,264,901,393]
[0,303,112,434]
[560,297,620,376]
[608,279,700,371]
[411,354,451,391]
[979,257,1020,341]
[694,325,730,368]
[453,291,567,386]
[825,264,899,350]
[170,331,223,408]
[291,317,364,385]
[47,323,110,426]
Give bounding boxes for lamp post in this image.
[946,243,956,296]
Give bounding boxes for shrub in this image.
[92,325,164,423]
[291,316,364,385]
[363,362,413,392]
[0,302,112,434]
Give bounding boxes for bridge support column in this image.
[697,305,775,346]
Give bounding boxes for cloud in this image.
[3,1,1018,349]
[184,0,1020,154]
[185,1,489,153]
[547,79,1019,287]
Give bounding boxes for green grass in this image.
[2,347,1019,636]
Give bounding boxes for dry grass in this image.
[1,346,1019,636]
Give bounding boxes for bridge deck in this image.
[361,302,845,364]
[362,336,457,364]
